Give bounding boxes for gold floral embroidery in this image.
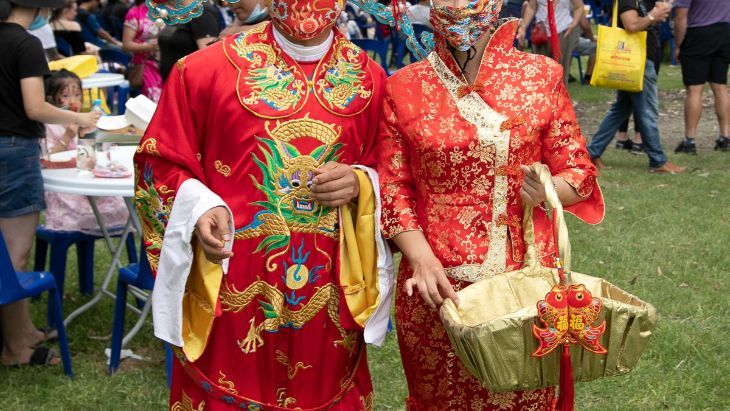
[136,138,159,156]
[218,370,238,395]
[170,390,204,411]
[360,392,373,411]
[175,56,186,74]
[275,350,312,380]
[487,390,518,410]
[214,160,231,177]
[429,52,510,281]
[276,388,296,408]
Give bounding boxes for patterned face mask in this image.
[429,0,503,51]
[267,0,344,40]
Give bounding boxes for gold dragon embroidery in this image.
[220,280,355,354]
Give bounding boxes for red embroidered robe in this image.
[135,22,386,410]
[378,20,605,410]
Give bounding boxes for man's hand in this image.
[520,165,548,208]
[310,162,360,208]
[648,3,671,23]
[404,254,459,309]
[563,23,577,39]
[194,206,233,264]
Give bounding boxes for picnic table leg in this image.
[63,198,133,326]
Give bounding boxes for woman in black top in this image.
[0,0,99,367]
[50,0,86,55]
[157,1,220,82]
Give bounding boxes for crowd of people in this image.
[0,0,728,409]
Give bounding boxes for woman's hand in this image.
[145,41,159,53]
[75,111,102,129]
[520,165,547,208]
[194,206,233,264]
[404,254,459,309]
[310,162,360,208]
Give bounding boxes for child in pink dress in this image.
[43,70,129,234]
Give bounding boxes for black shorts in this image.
[680,23,730,86]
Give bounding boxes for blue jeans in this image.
[588,60,667,168]
[0,136,45,218]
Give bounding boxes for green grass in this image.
[2,66,729,410]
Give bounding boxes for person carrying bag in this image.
[590,0,647,92]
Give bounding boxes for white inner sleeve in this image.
[151,179,234,347]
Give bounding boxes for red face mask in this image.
[268,0,343,40]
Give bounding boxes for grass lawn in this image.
[1,64,728,410]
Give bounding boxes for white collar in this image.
[272,26,334,63]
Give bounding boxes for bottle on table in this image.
[77,99,103,172]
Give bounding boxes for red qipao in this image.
[134,22,386,410]
[377,20,605,410]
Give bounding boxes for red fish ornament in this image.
[532,282,607,411]
[532,285,607,356]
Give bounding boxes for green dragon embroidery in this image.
[234,117,344,272]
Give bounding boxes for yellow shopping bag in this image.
[590,0,647,92]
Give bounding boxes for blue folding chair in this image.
[97,48,133,114]
[99,48,132,68]
[108,245,172,385]
[0,232,72,376]
[34,227,137,327]
[572,51,586,85]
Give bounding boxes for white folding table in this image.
[42,146,150,347]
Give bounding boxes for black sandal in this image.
[2,346,59,367]
[22,346,59,367]
[32,327,58,348]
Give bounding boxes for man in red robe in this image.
[134,1,391,409]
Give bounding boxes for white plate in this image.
[97,115,130,131]
[48,150,76,162]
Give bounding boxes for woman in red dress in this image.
[377,0,605,409]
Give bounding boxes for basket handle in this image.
[519,163,572,278]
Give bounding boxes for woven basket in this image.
[439,165,657,392]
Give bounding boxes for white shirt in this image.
[28,23,57,50]
[536,0,575,35]
[408,4,432,27]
